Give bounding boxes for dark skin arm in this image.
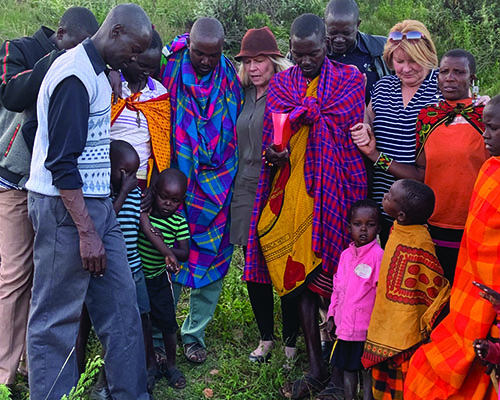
[472,281,500,378]
[112,170,138,215]
[139,212,179,273]
[140,163,159,212]
[60,189,106,276]
[170,238,189,263]
[108,70,122,105]
[326,316,337,340]
[350,122,426,181]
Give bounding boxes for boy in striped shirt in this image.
[138,168,189,389]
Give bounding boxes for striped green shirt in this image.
[138,212,190,278]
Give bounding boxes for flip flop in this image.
[183,342,207,363]
[163,368,187,389]
[316,382,345,399]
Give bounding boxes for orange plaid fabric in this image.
[372,359,410,400]
[111,92,171,172]
[405,156,500,400]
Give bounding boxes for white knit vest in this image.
[26,42,111,197]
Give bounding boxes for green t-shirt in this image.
[138,212,190,278]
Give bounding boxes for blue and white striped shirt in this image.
[371,69,440,216]
[116,187,143,274]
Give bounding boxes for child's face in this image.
[483,105,500,157]
[152,180,185,219]
[349,207,380,247]
[382,181,405,219]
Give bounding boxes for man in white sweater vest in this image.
[25,4,153,400]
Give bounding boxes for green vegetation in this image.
[0,0,499,398]
[0,0,498,92]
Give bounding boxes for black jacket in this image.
[0,26,63,187]
[357,31,392,80]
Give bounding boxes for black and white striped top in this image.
[371,69,440,216]
[116,187,143,274]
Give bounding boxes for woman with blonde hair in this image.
[351,20,439,245]
[230,27,299,365]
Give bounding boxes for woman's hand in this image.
[264,145,289,167]
[350,123,379,161]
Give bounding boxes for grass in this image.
[5,246,320,400]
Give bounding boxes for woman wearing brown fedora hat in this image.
[230,27,298,366]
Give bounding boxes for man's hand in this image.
[108,70,122,104]
[473,281,500,314]
[264,145,289,167]
[80,230,107,275]
[140,187,154,212]
[474,339,490,360]
[60,189,107,276]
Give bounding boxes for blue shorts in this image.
[132,269,151,314]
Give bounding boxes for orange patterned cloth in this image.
[111,92,171,172]
[404,156,500,400]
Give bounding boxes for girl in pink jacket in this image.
[320,199,383,400]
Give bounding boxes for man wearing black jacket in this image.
[325,0,391,104]
[0,7,98,388]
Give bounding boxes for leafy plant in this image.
[0,384,11,400]
[60,355,104,400]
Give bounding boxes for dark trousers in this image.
[247,281,300,347]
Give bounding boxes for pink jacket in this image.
[327,240,383,341]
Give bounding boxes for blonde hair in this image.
[383,20,438,71]
[238,55,292,88]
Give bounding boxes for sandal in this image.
[183,342,207,363]
[281,375,327,400]
[147,368,161,393]
[249,340,274,363]
[163,368,187,390]
[316,382,345,400]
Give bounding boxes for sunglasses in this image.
[388,31,424,43]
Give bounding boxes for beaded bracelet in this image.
[374,152,393,171]
[262,150,273,167]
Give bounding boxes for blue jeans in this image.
[27,193,148,400]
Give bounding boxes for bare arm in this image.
[352,123,426,181]
[171,239,189,263]
[139,212,179,272]
[112,170,138,215]
[59,189,106,275]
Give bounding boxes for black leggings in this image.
[246,281,300,347]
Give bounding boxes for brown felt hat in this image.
[235,27,283,61]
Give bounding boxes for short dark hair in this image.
[325,0,359,20]
[486,94,500,111]
[59,7,99,37]
[155,167,188,195]
[399,179,435,225]
[349,198,381,224]
[150,29,163,50]
[110,140,139,170]
[442,49,476,75]
[291,14,326,41]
